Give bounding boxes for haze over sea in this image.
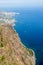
[1,7,43,65]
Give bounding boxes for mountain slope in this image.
[0,24,36,65]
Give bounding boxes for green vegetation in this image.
[0,55,5,62]
[0,42,3,47]
[0,26,4,47]
[0,26,6,47]
[9,48,13,56]
[0,36,5,48]
[8,62,19,65]
[0,26,2,31]
[28,49,33,56]
[8,63,13,65]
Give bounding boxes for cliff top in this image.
[0,23,35,65]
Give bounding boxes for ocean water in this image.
[13,8,43,65]
[1,8,43,65]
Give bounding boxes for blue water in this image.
[13,8,43,65]
[1,8,43,65]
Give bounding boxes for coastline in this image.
[12,25,36,65]
[0,11,36,65]
[0,22,36,65]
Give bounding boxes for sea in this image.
[1,7,43,65]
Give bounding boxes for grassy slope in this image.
[0,24,35,65]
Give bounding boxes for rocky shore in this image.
[0,23,36,65]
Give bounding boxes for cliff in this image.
[0,23,36,65]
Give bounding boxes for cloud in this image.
[0,12,19,26]
[0,0,43,7]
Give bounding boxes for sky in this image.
[0,0,43,8]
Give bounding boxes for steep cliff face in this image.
[0,24,36,65]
